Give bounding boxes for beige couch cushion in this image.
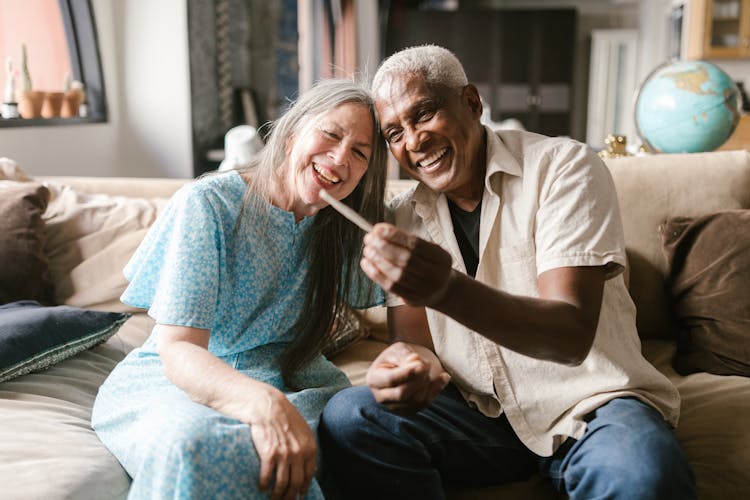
[40,183,169,312]
[0,313,153,500]
[604,150,750,338]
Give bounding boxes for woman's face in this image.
[283,102,374,218]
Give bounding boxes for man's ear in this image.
[463,84,483,119]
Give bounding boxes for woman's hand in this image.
[250,387,317,500]
[361,223,455,307]
[155,325,317,499]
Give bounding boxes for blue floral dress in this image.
[91,171,381,499]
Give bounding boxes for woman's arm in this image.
[156,325,316,499]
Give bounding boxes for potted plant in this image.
[60,72,85,118]
[16,44,45,118]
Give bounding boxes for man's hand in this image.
[361,223,455,307]
[366,342,451,414]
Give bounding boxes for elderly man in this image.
[320,45,696,500]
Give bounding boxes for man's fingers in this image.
[367,359,425,389]
[370,223,418,250]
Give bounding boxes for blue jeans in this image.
[319,384,696,499]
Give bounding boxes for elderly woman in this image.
[92,79,387,500]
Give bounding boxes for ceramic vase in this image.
[16,90,45,118]
[42,91,65,118]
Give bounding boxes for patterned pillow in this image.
[0,300,130,382]
[322,306,369,358]
[660,210,750,377]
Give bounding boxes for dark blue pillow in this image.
[0,300,130,383]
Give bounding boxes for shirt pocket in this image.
[497,239,538,295]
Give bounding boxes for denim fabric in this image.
[319,385,695,500]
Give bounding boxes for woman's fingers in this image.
[250,401,317,499]
[271,458,290,500]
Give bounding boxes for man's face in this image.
[374,73,484,197]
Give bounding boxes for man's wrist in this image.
[428,268,458,310]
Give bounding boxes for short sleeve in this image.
[345,260,385,309]
[121,186,222,328]
[534,144,626,279]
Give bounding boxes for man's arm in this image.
[361,224,606,365]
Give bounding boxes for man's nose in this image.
[405,127,425,152]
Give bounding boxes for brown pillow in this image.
[659,210,750,377]
[0,182,54,305]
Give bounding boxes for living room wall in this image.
[1,0,749,179]
[0,0,193,179]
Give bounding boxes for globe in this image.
[634,60,741,154]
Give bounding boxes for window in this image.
[0,0,106,127]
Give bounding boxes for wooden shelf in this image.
[718,114,750,151]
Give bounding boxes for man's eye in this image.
[386,130,402,143]
[417,109,434,122]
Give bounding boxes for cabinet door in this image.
[481,10,575,137]
[689,0,750,58]
[384,7,576,138]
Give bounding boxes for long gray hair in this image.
[236,79,387,388]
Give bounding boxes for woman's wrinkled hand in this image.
[249,388,317,500]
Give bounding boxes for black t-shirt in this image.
[447,199,481,278]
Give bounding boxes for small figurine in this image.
[1,57,20,119]
[598,134,633,159]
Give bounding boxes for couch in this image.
[0,150,749,499]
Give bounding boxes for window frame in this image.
[0,0,107,128]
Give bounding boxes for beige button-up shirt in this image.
[387,127,680,456]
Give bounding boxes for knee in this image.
[320,386,378,444]
[146,408,254,465]
[567,425,694,499]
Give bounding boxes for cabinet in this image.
[687,0,750,59]
[384,7,576,138]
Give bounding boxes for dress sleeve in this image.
[120,185,222,328]
[345,259,385,309]
[534,143,627,280]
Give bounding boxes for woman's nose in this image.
[329,143,349,165]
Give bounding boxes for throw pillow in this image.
[40,182,168,312]
[659,210,750,377]
[322,306,369,358]
[0,182,54,305]
[0,300,130,382]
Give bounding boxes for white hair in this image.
[371,45,468,95]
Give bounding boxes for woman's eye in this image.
[322,129,338,139]
[353,149,368,160]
